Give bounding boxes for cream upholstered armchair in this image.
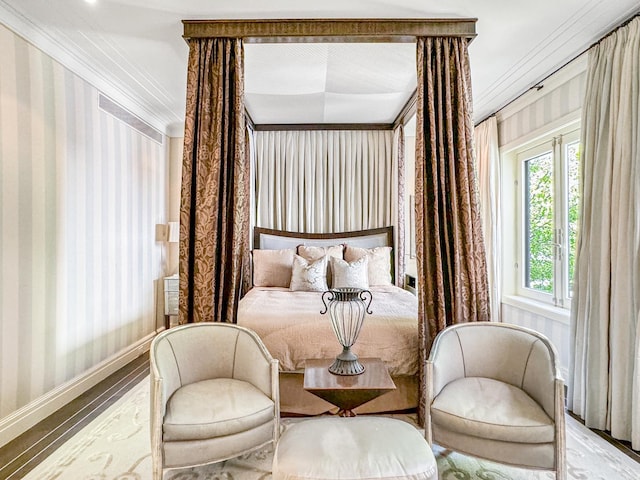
[425,322,566,480]
[150,323,280,480]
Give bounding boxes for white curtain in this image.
[474,116,501,321]
[568,16,640,450]
[254,130,394,233]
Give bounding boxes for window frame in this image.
[515,125,580,308]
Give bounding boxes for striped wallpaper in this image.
[497,71,586,147]
[494,58,584,381]
[0,23,168,420]
[501,303,570,379]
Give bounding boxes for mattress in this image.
[237,285,418,376]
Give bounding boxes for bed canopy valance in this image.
[178,17,490,422]
[182,18,477,42]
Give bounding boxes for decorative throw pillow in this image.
[290,255,329,292]
[344,245,393,286]
[298,244,344,286]
[330,256,369,290]
[252,248,295,287]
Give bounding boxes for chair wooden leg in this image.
[424,361,434,446]
[555,382,567,480]
[556,445,567,480]
[152,459,163,480]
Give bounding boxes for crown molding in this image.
[0,1,177,136]
[474,1,640,125]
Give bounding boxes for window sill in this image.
[502,295,571,326]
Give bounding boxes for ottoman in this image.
[272,417,438,480]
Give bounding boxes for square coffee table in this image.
[303,357,396,416]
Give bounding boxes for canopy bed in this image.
[178,18,490,422]
[238,226,419,414]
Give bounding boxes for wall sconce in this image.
[167,222,179,243]
[155,222,180,243]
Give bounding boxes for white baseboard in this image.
[0,329,162,449]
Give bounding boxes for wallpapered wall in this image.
[498,67,586,147]
[0,24,168,420]
[495,55,587,377]
[501,304,570,378]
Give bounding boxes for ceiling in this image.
[244,42,417,125]
[0,0,638,136]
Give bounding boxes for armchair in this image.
[150,323,280,480]
[426,322,565,479]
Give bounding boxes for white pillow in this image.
[252,248,295,287]
[330,256,369,290]
[290,255,329,292]
[298,244,344,286]
[344,245,392,286]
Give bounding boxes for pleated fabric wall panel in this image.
[0,24,167,419]
[254,129,394,233]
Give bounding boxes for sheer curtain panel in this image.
[254,130,394,233]
[179,38,249,324]
[569,16,640,449]
[474,116,502,321]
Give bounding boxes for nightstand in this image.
[163,274,179,329]
[404,274,416,295]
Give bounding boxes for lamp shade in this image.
[167,222,180,243]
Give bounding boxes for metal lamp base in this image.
[328,348,365,375]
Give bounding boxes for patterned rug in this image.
[23,377,639,480]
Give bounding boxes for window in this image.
[516,127,580,307]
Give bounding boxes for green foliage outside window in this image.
[566,141,580,295]
[524,141,580,299]
[525,153,554,294]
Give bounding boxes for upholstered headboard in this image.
[254,226,393,250]
[253,226,395,283]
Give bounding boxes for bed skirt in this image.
[279,372,419,416]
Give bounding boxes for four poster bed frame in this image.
[182,18,476,131]
[181,18,478,415]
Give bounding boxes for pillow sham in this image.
[252,248,295,287]
[290,255,329,292]
[330,256,369,290]
[298,244,344,286]
[297,244,344,261]
[344,245,392,286]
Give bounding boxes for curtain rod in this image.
[475,11,639,127]
[588,12,639,49]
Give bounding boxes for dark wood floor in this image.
[0,353,149,480]
[0,352,637,479]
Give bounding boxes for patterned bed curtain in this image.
[392,123,406,288]
[179,37,249,324]
[415,37,490,420]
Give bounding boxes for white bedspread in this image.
[237,285,419,376]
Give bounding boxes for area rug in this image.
[23,377,639,480]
